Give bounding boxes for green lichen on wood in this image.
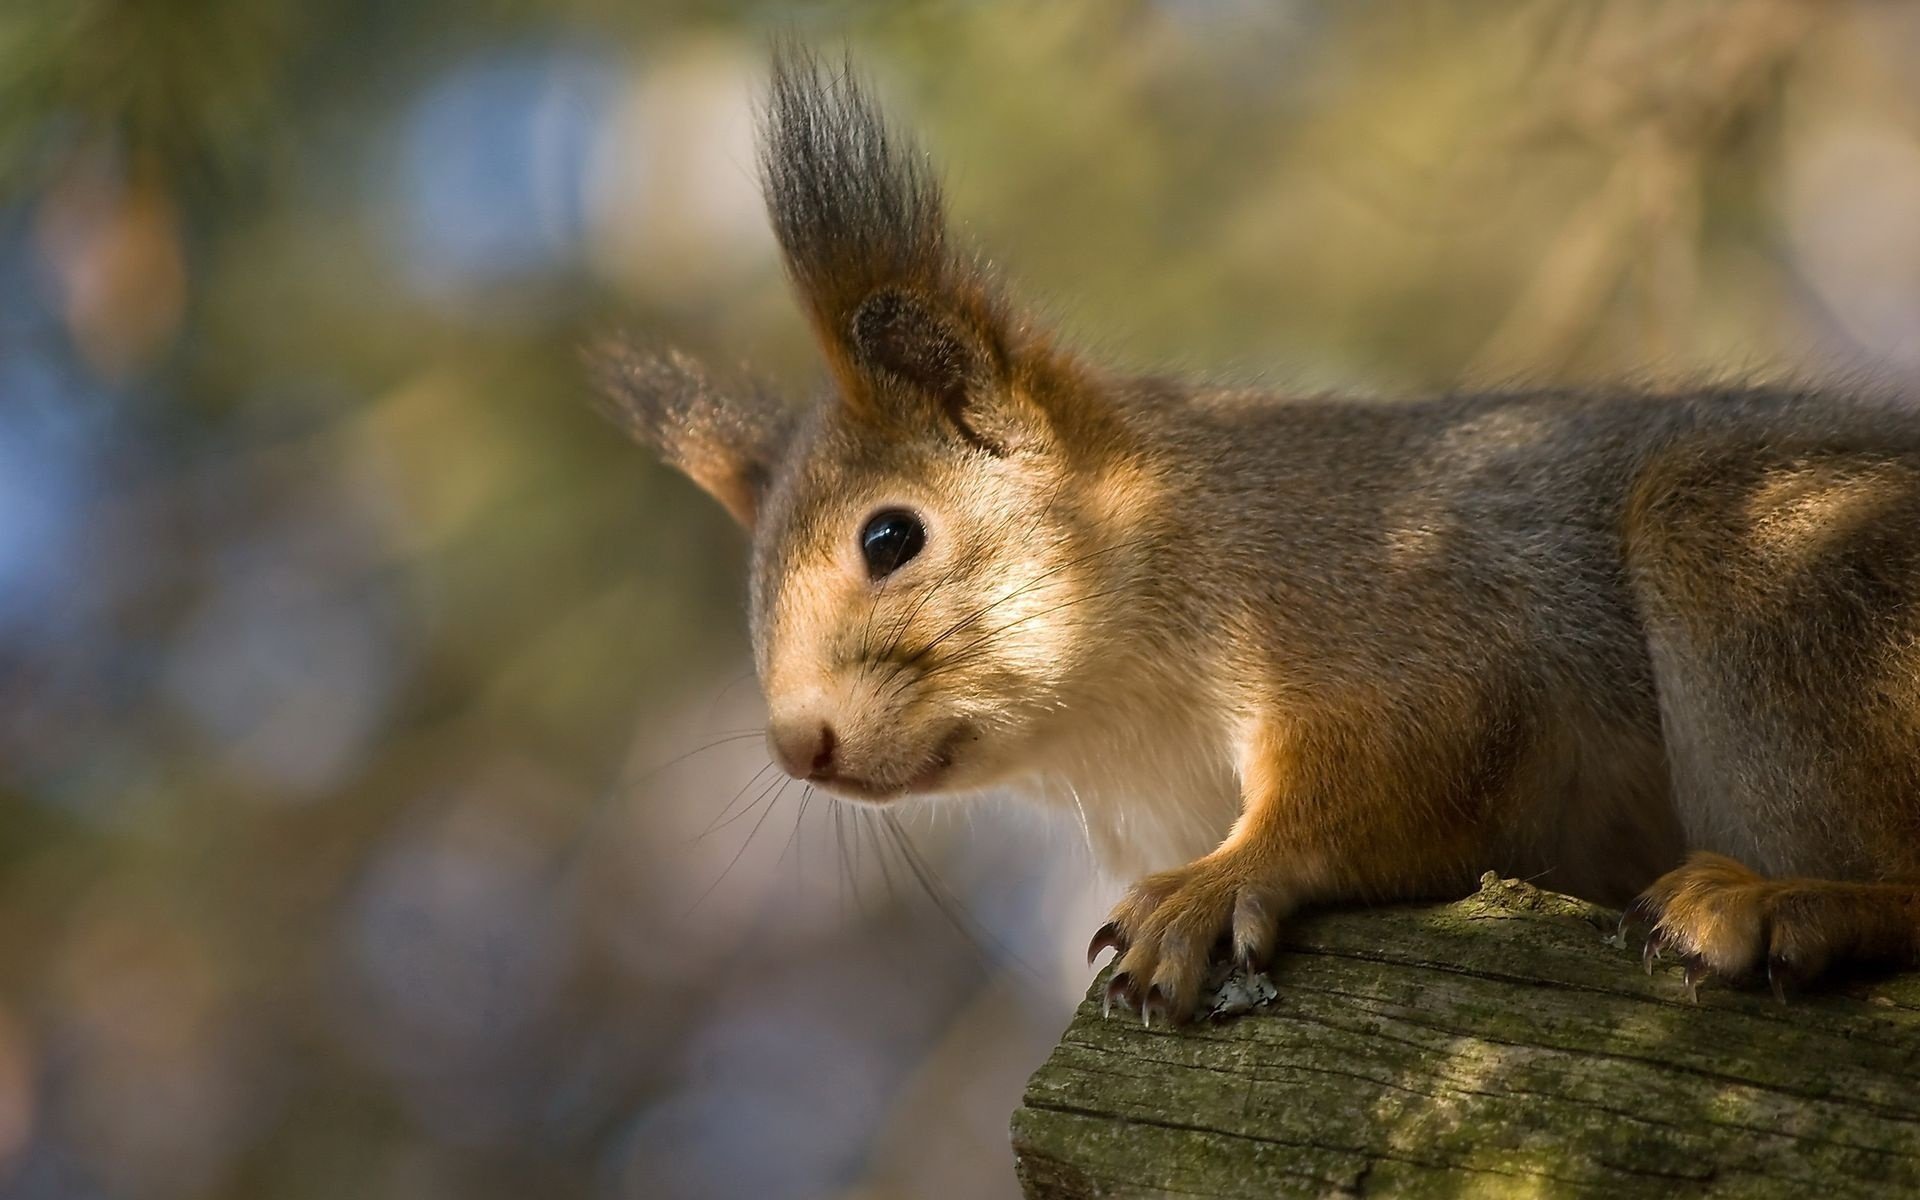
[1011,872,1920,1199]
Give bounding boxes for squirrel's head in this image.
[595,49,1150,803]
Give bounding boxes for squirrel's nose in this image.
[769,719,838,782]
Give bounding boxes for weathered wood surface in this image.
[1011,873,1920,1198]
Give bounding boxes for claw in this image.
[1143,984,1168,1030]
[1767,955,1799,1006]
[1613,900,1646,947]
[1608,900,1652,948]
[1086,922,1125,968]
[1683,958,1708,1004]
[1103,971,1134,1019]
[1642,935,1663,975]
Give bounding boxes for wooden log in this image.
[1011,873,1920,1198]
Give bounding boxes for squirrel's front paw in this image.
[1087,852,1289,1026]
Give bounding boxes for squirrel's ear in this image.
[849,286,1043,455]
[760,46,1070,455]
[588,342,788,529]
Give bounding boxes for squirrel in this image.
[595,49,1920,1025]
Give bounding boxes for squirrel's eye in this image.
[860,509,925,579]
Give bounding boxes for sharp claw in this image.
[1103,972,1133,1019]
[1086,922,1125,968]
[1683,958,1707,1004]
[1608,901,1650,948]
[1642,935,1663,975]
[1143,984,1167,1030]
[1767,955,1798,1006]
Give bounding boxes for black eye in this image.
[860,509,926,579]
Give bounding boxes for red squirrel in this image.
[597,50,1920,1024]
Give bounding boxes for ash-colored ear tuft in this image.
[587,339,790,529]
[757,45,1096,455]
[760,44,952,358]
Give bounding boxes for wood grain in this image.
[1012,873,1920,1198]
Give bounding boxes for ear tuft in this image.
[757,44,1097,455]
[587,339,788,529]
[760,45,950,350]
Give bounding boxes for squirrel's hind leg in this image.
[1623,442,1920,995]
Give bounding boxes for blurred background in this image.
[2,0,1917,1196]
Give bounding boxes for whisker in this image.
[848,801,866,907]
[832,800,852,916]
[693,763,787,843]
[701,667,762,726]
[780,784,814,869]
[902,587,1133,692]
[856,544,901,686]
[861,808,901,910]
[904,536,1152,666]
[631,731,769,786]
[878,811,1048,990]
[876,511,998,662]
[696,757,777,830]
[549,726,769,884]
[875,476,1065,664]
[839,800,880,923]
[685,776,795,917]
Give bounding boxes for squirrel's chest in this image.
[1026,707,1242,881]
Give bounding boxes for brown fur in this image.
[596,50,1920,1023]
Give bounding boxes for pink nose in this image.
[769,720,838,781]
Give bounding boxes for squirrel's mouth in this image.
[819,723,968,803]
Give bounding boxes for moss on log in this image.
[1011,873,1920,1198]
